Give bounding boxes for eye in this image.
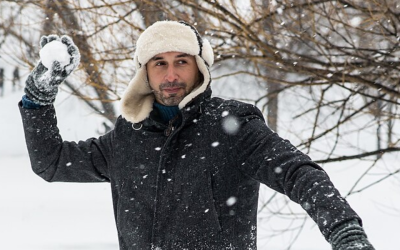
[155,61,166,66]
[177,60,187,65]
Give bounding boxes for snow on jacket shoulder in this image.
[19,91,361,250]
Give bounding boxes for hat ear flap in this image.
[201,39,214,67]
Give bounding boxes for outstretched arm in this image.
[228,103,374,250]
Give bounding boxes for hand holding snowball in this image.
[24,34,80,105]
[39,40,71,69]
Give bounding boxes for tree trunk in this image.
[261,0,280,132]
[137,0,166,27]
[43,0,117,125]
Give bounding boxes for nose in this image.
[165,65,178,83]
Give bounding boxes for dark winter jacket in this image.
[19,88,361,249]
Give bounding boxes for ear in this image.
[201,39,214,67]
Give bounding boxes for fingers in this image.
[41,35,80,58]
[61,35,77,53]
[48,34,60,43]
[67,43,80,58]
[69,46,81,66]
[40,36,48,48]
[51,61,63,75]
[61,35,81,71]
[61,35,80,56]
[40,34,60,48]
[49,61,64,86]
[60,35,81,68]
[39,34,80,76]
[35,62,47,74]
[60,35,73,46]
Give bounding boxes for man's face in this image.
[146,52,201,106]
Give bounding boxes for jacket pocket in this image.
[171,167,222,240]
[204,169,222,232]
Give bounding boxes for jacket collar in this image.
[178,86,211,120]
[138,87,212,131]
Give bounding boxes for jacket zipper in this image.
[151,114,185,247]
[164,116,179,137]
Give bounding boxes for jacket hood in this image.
[120,21,214,124]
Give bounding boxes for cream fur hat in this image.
[120,21,214,124]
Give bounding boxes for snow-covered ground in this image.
[1,81,399,249]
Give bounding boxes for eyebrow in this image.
[150,53,190,61]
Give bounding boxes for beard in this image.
[153,82,189,106]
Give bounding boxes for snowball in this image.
[39,41,70,69]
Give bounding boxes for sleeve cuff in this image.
[22,95,45,109]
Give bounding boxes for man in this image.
[20,21,375,250]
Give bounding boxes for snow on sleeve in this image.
[39,41,70,69]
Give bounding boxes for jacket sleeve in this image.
[19,101,113,183]
[227,102,362,241]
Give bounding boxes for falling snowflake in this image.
[222,115,240,135]
[349,17,363,27]
[226,196,237,206]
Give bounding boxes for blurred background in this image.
[1,1,399,249]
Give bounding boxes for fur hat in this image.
[120,21,214,124]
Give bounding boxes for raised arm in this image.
[20,35,112,183]
[19,103,113,182]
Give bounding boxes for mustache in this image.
[159,82,186,90]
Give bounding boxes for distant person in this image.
[12,67,20,92]
[19,21,375,249]
[0,68,4,97]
